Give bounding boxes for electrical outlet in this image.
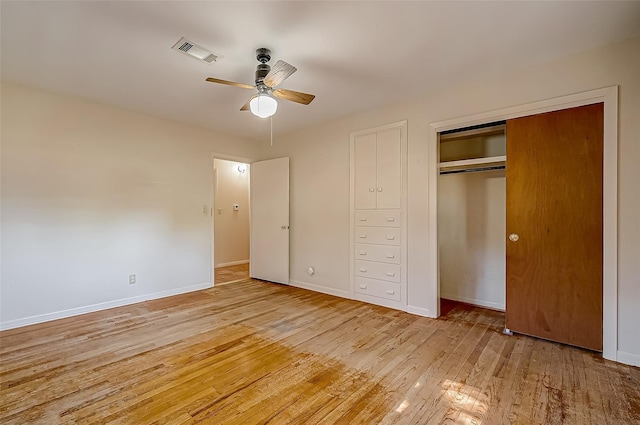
[129,274,136,285]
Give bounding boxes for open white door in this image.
[250,157,290,284]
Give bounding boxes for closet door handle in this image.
[509,233,519,242]
[377,187,382,192]
[369,188,375,192]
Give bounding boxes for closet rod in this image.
[439,165,506,175]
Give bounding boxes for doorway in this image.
[213,158,250,285]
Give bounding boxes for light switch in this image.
[217,208,222,214]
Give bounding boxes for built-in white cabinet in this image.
[350,121,407,311]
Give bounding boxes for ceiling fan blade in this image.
[205,77,254,90]
[273,88,315,105]
[264,60,297,88]
[240,96,255,111]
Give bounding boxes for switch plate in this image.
[129,274,136,285]
[233,204,239,211]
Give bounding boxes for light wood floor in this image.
[215,263,249,284]
[1,279,639,424]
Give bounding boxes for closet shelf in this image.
[438,155,506,173]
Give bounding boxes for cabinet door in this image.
[376,128,402,209]
[354,133,377,209]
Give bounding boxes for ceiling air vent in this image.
[171,37,221,64]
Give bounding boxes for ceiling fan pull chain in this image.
[270,115,273,147]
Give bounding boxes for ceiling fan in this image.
[206,48,315,118]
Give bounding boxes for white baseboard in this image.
[440,293,505,311]
[406,305,435,318]
[215,260,249,268]
[0,281,213,331]
[288,279,350,299]
[617,350,640,367]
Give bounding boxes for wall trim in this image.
[427,86,618,362]
[215,260,249,268]
[440,293,505,311]
[616,351,640,368]
[406,305,433,318]
[289,279,350,299]
[0,281,212,331]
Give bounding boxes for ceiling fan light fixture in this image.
[249,93,278,118]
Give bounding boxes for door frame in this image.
[210,152,254,286]
[427,86,618,361]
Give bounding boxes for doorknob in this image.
[281,225,289,230]
[509,233,519,242]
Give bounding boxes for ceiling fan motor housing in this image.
[255,63,271,86]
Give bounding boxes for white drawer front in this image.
[355,277,401,301]
[354,243,400,264]
[354,227,401,246]
[355,260,401,283]
[354,210,401,227]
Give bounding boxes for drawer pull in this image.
[359,284,367,289]
[386,289,395,295]
[385,217,395,222]
[359,268,368,272]
[358,217,367,221]
[386,253,395,258]
[359,234,367,239]
[386,235,395,240]
[359,251,367,256]
[386,272,396,277]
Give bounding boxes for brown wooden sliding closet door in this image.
[505,103,603,351]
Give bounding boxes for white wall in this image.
[438,170,506,310]
[258,37,640,363]
[213,159,250,267]
[0,83,258,328]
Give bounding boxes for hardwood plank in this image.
[1,279,638,424]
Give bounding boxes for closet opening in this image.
[437,121,506,315]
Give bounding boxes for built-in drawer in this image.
[355,260,401,283]
[354,243,400,264]
[354,277,401,301]
[354,227,400,246]
[354,210,400,227]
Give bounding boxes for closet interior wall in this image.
[438,127,506,310]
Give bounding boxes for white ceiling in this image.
[2,1,639,142]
